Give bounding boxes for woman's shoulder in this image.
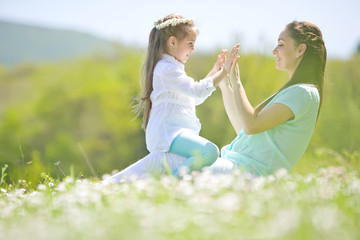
[281,84,319,97]
[277,84,320,108]
[283,83,316,90]
[273,84,319,119]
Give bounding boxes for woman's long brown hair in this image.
[133,14,196,129]
[255,21,327,118]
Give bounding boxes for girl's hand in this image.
[207,50,227,78]
[223,44,240,74]
[210,44,240,87]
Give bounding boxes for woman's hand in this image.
[219,45,240,90]
[210,44,240,87]
[218,75,231,90]
[229,55,241,85]
[223,44,240,74]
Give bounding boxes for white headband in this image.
[154,17,194,30]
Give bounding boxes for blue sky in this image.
[0,0,359,58]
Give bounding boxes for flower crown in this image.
[154,17,194,30]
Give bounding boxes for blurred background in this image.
[0,0,359,183]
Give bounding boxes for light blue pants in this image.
[169,131,219,176]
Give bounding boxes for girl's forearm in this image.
[206,69,215,78]
[211,69,227,87]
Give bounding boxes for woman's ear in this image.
[297,43,307,58]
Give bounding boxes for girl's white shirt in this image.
[145,54,216,152]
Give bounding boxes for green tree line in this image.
[0,49,359,184]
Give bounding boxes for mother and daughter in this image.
[103,13,326,183]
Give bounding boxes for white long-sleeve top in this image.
[145,54,216,152]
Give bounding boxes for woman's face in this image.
[272,29,302,76]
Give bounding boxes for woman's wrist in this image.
[232,81,242,89]
[230,77,242,86]
[218,82,226,91]
[219,79,231,90]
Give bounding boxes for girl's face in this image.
[272,29,303,77]
[169,27,197,63]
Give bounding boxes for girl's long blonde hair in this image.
[134,14,196,129]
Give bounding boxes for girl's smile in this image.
[168,27,198,63]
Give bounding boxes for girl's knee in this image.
[203,142,219,165]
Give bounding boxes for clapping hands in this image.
[223,44,240,74]
[218,44,240,89]
[206,43,240,87]
[208,44,239,76]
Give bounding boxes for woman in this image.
[210,21,327,176]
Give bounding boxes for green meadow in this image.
[0,48,359,239]
[0,49,358,181]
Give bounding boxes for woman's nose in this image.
[272,47,277,55]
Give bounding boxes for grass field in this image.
[1,165,359,240]
[0,51,359,240]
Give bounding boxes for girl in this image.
[103,14,237,183]
[210,21,327,176]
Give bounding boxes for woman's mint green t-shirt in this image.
[221,84,320,176]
